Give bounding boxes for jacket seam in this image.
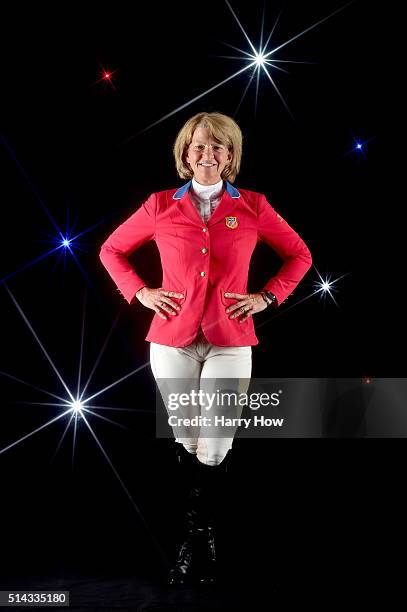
[152,192,157,241]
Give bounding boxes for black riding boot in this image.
[168,443,200,586]
[168,444,232,586]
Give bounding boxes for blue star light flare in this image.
[0,135,109,287]
[344,134,374,160]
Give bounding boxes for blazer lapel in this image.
[176,191,205,226]
[207,189,237,227]
[207,182,240,227]
[173,180,203,227]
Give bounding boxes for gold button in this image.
[201,248,208,254]
[200,271,206,277]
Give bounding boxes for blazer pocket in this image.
[169,288,187,305]
[220,287,243,307]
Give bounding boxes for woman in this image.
[99,112,312,585]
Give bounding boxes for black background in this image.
[1,0,404,607]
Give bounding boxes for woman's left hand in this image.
[224,292,267,322]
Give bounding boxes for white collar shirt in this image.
[189,178,224,224]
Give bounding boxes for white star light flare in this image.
[130,0,354,137]
[0,285,168,564]
[311,269,350,307]
[0,286,151,463]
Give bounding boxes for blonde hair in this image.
[173,112,243,183]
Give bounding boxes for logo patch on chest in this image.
[225,216,238,229]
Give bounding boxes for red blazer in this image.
[99,181,312,347]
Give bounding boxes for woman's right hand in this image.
[135,287,184,320]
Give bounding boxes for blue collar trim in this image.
[225,181,240,198]
[172,180,240,200]
[172,180,192,200]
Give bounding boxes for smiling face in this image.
[185,126,232,186]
